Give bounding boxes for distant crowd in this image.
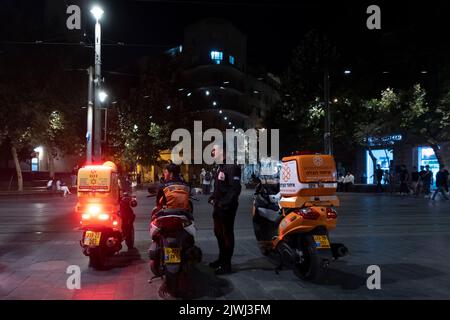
[371,164,449,200]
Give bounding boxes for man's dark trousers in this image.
[213,203,238,266]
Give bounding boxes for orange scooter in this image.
[252,153,348,281]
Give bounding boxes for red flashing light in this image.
[296,208,320,220]
[326,207,338,219]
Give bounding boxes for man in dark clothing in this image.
[443,168,450,193]
[422,165,432,197]
[375,164,384,193]
[432,166,450,201]
[399,165,410,195]
[411,167,420,196]
[208,144,242,275]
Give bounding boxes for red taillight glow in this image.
[113,221,118,226]
[98,213,110,221]
[87,205,101,216]
[296,208,320,220]
[326,207,338,219]
[81,213,91,220]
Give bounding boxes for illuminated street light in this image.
[90,5,104,21]
[344,70,351,75]
[98,91,108,103]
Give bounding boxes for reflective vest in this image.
[160,182,190,211]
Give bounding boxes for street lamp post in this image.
[323,70,332,155]
[86,66,94,164]
[323,69,351,155]
[91,5,104,162]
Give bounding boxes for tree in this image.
[0,50,86,190]
[107,55,186,170]
[398,84,450,166]
[266,30,339,155]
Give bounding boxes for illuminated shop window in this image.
[210,51,223,64]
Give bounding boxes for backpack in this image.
[204,172,212,182]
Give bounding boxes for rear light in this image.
[87,204,101,216]
[98,213,110,221]
[326,207,338,219]
[81,213,91,220]
[113,221,118,226]
[296,208,320,220]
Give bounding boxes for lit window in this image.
[210,51,223,62]
[229,55,235,65]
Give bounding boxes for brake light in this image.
[81,213,91,220]
[98,213,110,221]
[87,204,101,216]
[296,208,320,220]
[326,207,338,219]
[113,221,118,226]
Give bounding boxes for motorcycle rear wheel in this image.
[294,238,326,281]
[89,246,107,270]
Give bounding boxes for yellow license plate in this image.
[84,231,101,246]
[313,235,330,249]
[164,247,181,263]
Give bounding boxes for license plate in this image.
[84,231,101,246]
[313,235,330,249]
[164,247,181,263]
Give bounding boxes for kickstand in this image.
[148,275,164,284]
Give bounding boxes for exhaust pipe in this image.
[331,243,348,258]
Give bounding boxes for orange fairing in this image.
[280,154,338,198]
[274,207,337,244]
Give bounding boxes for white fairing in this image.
[149,219,197,239]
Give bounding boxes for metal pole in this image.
[93,19,102,162]
[86,66,94,164]
[324,70,332,155]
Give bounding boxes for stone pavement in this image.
[1,189,450,300]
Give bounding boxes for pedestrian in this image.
[208,144,242,275]
[443,166,450,193]
[71,165,78,187]
[46,178,53,191]
[56,179,62,191]
[200,168,206,193]
[399,165,410,195]
[60,181,72,197]
[203,170,212,195]
[411,166,420,195]
[383,170,390,186]
[136,173,142,189]
[375,164,384,193]
[343,172,354,192]
[431,166,450,201]
[337,175,345,192]
[417,166,426,195]
[422,165,432,198]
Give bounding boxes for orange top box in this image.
[280,154,338,197]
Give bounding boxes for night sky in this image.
[1,0,450,75]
